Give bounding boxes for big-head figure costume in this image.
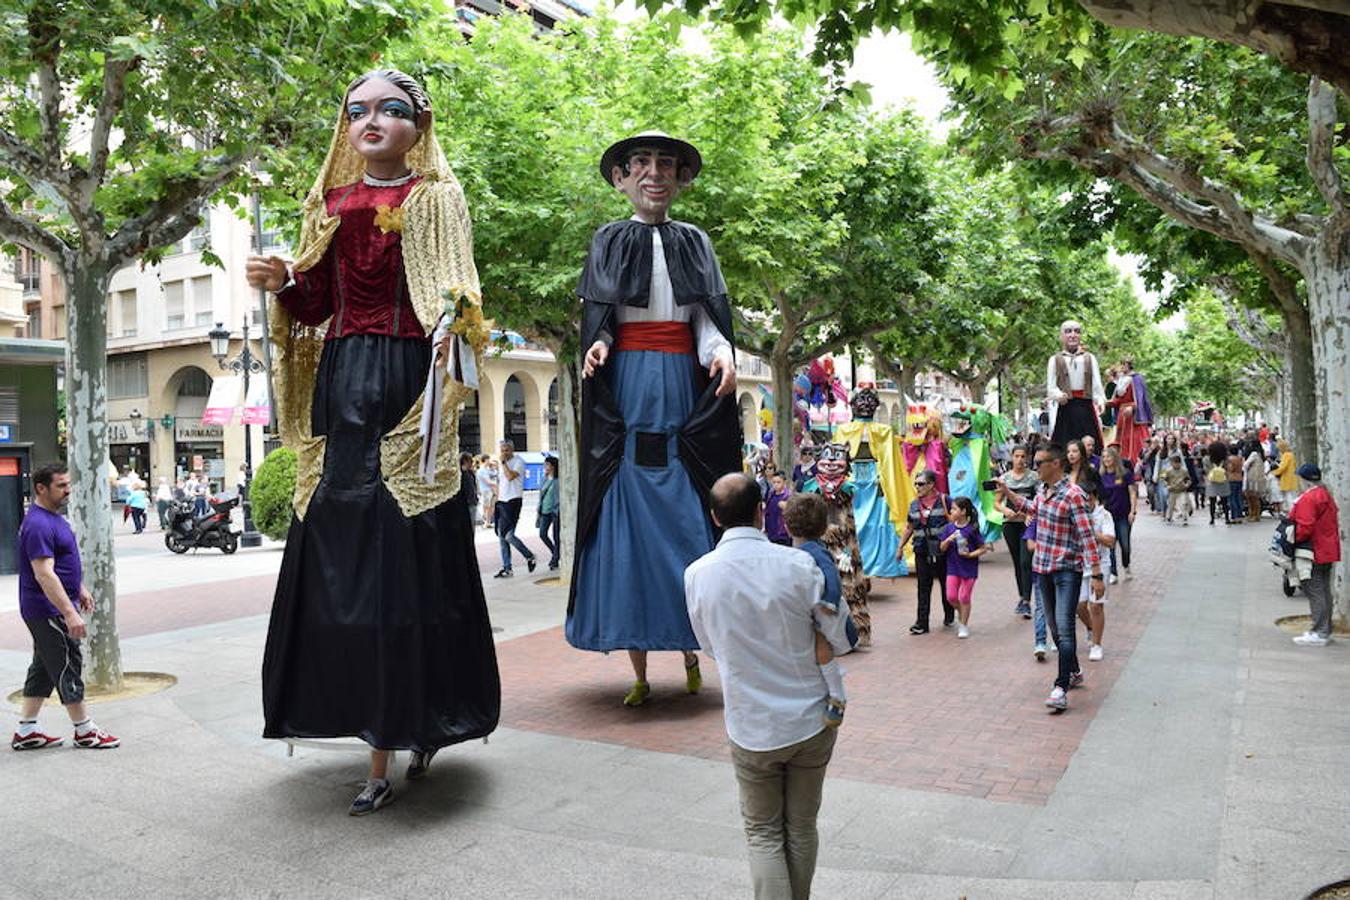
[566,132,742,655]
[1046,319,1105,448]
[1106,359,1154,462]
[835,386,914,578]
[261,70,499,754]
[901,403,949,495]
[803,442,873,646]
[946,402,1011,541]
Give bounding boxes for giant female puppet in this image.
[248,71,500,816]
[567,132,741,707]
[835,386,914,578]
[1107,358,1154,461]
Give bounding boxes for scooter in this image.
[164,495,241,554]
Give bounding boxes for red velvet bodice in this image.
[276,178,426,340]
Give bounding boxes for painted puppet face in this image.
[815,443,849,480]
[1060,321,1082,352]
[850,388,880,420]
[345,77,424,168]
[611,147,689,221]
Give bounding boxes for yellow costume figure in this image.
[836,387,916,577]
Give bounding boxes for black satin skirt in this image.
[261,334,500,751]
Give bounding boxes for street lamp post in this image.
[209,318,265,548]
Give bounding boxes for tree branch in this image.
[1306,77,1346,213]
[1027,110,1311,268]
[1100,119,1310,263]
[105,155,245,264]
[793,324,883,368]
[0,128,58,185]
[0,198,68,267]
[85,57,138,191]
[28,7,65,181]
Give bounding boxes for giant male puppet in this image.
[566,132,741,707]
[1046,319,1105,447]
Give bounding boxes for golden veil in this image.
[268,89,488,520]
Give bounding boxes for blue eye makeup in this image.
[347,103,369,121]
[380,99,414,119]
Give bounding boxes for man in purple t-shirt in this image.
[11,464,120,751]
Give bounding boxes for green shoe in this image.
[623,679,651,707]
[685,659,702,695]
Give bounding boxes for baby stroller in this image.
[1269,515,1312,597]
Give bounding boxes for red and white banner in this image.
[200,375,241,426]
[241,377,270,426]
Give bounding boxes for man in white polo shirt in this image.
[685,473,852,899]
[493,440,537,578]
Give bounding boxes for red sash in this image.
[615,321,694,354]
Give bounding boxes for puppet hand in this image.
[583,341,608,378]
[434,331,453,367]
[709,354,737,397]
[245,256,289,292]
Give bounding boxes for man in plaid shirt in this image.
[998,443,1104,711]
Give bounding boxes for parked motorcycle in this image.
[164,495,241,554]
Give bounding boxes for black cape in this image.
[568,219,743,614]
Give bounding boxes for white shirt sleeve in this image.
[1047,355,1064,404]
[1090,354,1106,408]
[693,305,733,368]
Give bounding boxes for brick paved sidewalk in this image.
[499,520,1192,805]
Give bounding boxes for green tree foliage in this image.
[250,447,297,542]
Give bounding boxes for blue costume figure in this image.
[833,385,915,578]
[566,132,742,707]
[946,402,1012,541]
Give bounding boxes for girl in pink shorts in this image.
[938,497,991,639]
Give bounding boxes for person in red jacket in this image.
[1290,463,1341,646]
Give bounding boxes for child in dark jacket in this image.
[784,492,858,727]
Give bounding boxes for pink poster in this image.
[201,375,240,426]
[241,376,270,426]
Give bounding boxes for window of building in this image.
[0,386,18,424]
[25,304,40,338]
[118,289,137,337]
[188,222,210,252]
[52,305,66,339]
[177,366,212,397]
[108,352,149,399]
[165,280,185,329]
[192,276,214,326]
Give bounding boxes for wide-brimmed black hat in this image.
[599,131,702,185]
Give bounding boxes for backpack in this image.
[1208,465,1227,485]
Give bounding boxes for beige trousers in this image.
[729,727,837,900]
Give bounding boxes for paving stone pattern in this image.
[498,522,1191,805]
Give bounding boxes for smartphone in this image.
[981,479,999,491]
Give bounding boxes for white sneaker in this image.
[957,624,970,639]
[1123,568,1133,581]
[1293,633,1331,646]
[1088,644,1104,661]
[1034,644,1047,661]
[1045,687,1068,710]
[1107,573,1119,585]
